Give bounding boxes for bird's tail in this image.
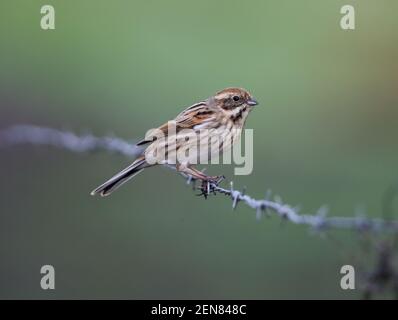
[90,156,147,197]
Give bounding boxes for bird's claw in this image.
[196,175,226,198]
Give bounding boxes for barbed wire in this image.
[1,124,398,234]
[0,124,141,156]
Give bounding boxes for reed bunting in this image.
[91,87,259,196]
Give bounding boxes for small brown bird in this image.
[91,87,258,196]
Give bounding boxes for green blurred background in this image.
[0,0,397,299]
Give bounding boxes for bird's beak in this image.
[247,98,258,106]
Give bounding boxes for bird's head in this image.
[211,87,258,110]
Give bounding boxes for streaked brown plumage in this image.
[91,87,258,196]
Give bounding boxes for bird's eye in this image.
[232,95,240,102]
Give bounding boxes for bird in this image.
[91,87,259,197]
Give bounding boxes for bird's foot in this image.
[197,175,225,199]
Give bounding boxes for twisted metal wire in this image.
[1,124,398,233]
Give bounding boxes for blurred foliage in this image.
[0,0,397,299]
